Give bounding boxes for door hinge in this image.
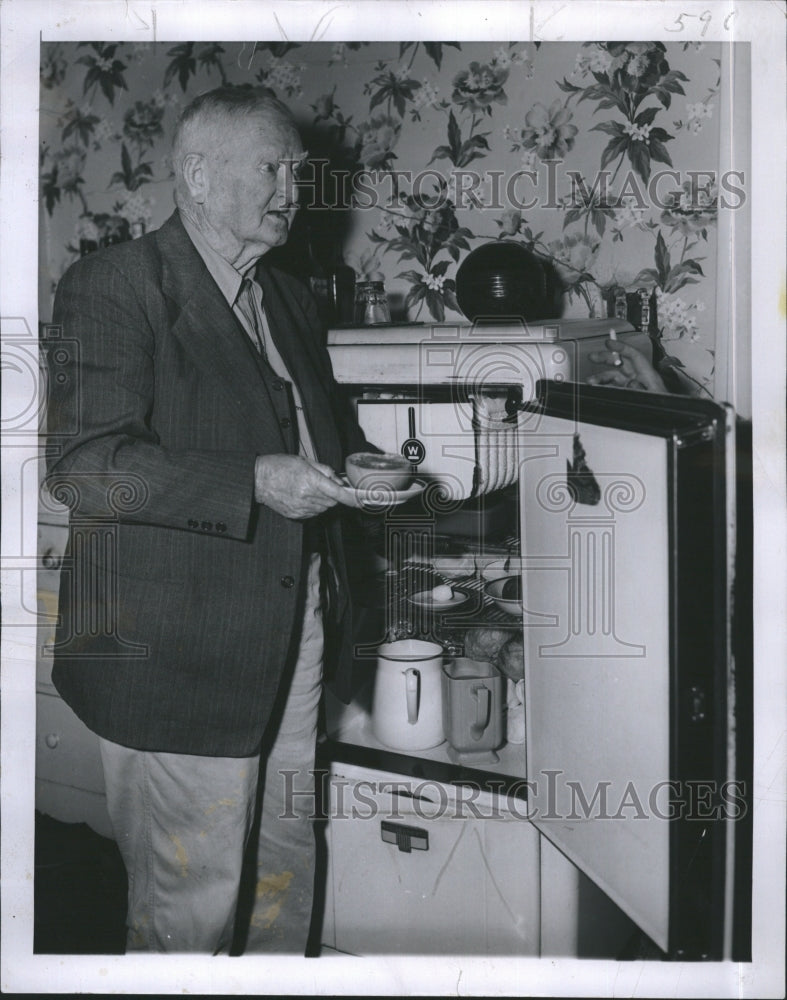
[674,424,715,448]
[688,684,707,723]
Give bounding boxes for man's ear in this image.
[182,152,208,203]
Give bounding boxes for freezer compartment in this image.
[355,396,513,503]
[337,318,648,503]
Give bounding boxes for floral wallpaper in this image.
[40,40,726,389]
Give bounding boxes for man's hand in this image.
[254,454,358,518]
[587,339,667,393]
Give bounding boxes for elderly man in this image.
[45,87,371,954]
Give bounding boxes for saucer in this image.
[339,476,426,509]
[408,589,471,611]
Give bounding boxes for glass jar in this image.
[354,280,391,326]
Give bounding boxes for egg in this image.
[431,584,454,603]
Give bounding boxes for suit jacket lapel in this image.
[155,213,288,452]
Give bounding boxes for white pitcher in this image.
[372,639,445,750]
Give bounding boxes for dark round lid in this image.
[455,241,549,322]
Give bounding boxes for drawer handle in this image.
[45,732,60,749]
[42,548,62,570]
[381,820,428,854]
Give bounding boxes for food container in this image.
[484,576,523,616]
[480,557,522,582]
[372,639,445,750]
[442,657,506,762]
[354,280,391,326]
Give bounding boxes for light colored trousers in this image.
[99,554,324,954]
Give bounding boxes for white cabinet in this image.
[36,517,65,694]
[36,690,112,838]
[35,508,112,838]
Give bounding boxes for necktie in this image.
[235,278,316,463]
[236,278,267,359]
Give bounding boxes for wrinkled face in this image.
[202,111,305,261]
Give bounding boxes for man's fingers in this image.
[314,477,353,504]
[587,370,631,387]
[307,459,345,485]
[256,454,350,517]
[589,346,627,369]
[334,489,361,509]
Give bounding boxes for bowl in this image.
[345,452,412,491]
[480,557,522,582]
[484,576,523,616]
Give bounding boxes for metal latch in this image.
[381,820,429,853]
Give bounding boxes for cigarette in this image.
[609,328,622,367]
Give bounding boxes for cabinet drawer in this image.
[327,774,540,955]
[36,692,105,795]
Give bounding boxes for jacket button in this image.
[280,575,295,589]
[216,522,227,533]
[201,520,213,531]
[280,417,292,429]
[271,378,284,391]
[187,519,199,528]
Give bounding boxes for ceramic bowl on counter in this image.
[484,575,523,616]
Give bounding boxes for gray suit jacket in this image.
[45,210,367,755]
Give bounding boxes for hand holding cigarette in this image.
[587,333,668,393]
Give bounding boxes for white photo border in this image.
[2,1,784,996]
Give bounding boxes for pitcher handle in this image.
[405,668,420,725]
[471,683,491,740]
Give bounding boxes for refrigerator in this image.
[323,321,751,960]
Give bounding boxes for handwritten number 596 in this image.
[666,9,736,34]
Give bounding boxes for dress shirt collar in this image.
[180,213,257,307]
